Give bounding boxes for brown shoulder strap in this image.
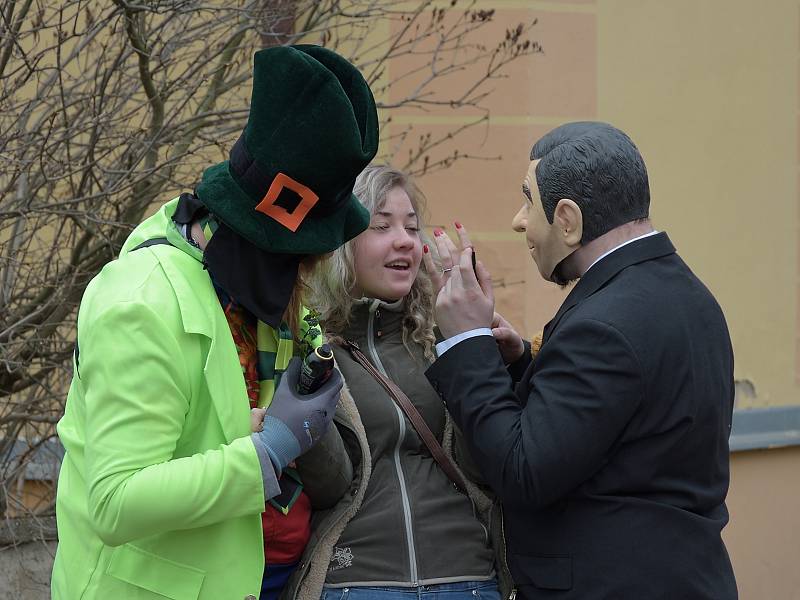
[343,340,468,493]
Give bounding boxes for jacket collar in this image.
[343,297,405,339]
[542,231,676,343]
[121,198,221,339]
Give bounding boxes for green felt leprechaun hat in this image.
[196,44,378,254]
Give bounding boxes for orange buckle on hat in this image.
[255,172,319,232]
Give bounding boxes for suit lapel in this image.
[542,232,676,344]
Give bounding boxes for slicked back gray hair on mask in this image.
[531,121,650,244]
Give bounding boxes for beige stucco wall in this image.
[727,447,800,599]
[598,0,798,408]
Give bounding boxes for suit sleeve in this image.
[452,422,487,485]
[506,339,533,384]
[426,318,644,508]
[81,301,266,547]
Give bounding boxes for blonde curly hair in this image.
[306,164,436,361]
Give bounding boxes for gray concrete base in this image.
[0,541,55,599]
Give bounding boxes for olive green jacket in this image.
[280,305,514,600]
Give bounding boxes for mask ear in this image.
[554,199,583,247]
[542,199,582,283]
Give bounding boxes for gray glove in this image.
[251,357,343,479]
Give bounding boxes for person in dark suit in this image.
[423,122,738,599]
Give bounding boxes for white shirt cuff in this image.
[435,328,493,357]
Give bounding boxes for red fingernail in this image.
[423,244,429,254]
[434,228,443,237]
[455,221,462,229]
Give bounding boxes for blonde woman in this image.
[282,165,512,600]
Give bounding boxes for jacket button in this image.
[245,595,257,600]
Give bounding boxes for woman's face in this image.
[352,186,423,301]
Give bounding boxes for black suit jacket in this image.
[427,233,737,599]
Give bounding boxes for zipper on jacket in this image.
[500,505,517,600]
[367,300,419,585]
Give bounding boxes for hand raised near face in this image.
[423,222,495,340]
[422,222,474,295]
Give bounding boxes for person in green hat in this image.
[51,44,378,600]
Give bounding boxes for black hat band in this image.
[229,133,348,221]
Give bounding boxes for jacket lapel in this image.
[155,248,249,442]
[542,232,676,344]
[203,330,250,442]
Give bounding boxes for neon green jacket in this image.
[52,199,266,600]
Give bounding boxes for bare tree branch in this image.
[0,0,541,536]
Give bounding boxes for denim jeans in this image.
[321,579,501,600]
